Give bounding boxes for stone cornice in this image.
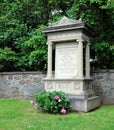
[42,16,95,36]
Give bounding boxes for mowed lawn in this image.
[0,99,114,130]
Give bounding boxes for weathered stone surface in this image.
[14,75,22,80]
[97,75,103,79]
[0,72,46,98]
[0,70,114,104]
[33,77,41,83]
[91,70,114,105]
[8,75,13,80]
[111,73,114,79]
[70,96,100,112]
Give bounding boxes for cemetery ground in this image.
[0,99,114,130]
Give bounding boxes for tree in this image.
[0,0,113,71]
[67,0,114,69]
[14,25,47,71]
[0,0,49,71]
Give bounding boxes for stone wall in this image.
[0,72,46,99]
[0,70,114,104]
[91,70,114,105]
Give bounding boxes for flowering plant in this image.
[30,100,38,110]
[35,91,71,114]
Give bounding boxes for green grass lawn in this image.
[0,99,114,130]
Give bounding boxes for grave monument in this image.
[42,16,100,112]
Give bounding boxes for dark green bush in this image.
[35,91,71,114]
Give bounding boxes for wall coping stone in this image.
[0,71,47,75]
[91,69,114,73]
[0,70,113,75]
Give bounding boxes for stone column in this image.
[85,42,90,78]
[78,40,83,78]
[47,41,53,79]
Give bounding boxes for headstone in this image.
[55,42,78,79]
[42,16,100,112]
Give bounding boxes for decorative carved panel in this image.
[73,82,81,90]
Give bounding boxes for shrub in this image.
[35,91,71,114]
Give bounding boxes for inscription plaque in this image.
[55,82,71,90]
[55,43,78,79]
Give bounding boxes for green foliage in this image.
[0,0,114,71]
[0,47,17,71]
[14,25,47,71]
[35,91,71,114]
[91,41,114,69]
[0,0,48,71]
[67,0,114,69]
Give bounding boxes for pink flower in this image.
[30,100,34,105]
[61,108,66,114]
[58,99,62,102]
[34,103,38,109]
[54,95,59,100]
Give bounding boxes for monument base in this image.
[69,95,100,112]
[44,78,101,112]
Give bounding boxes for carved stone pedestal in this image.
[44,78,100,112]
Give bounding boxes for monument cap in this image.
[42,16,95,36]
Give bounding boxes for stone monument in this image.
[42,16,100,112]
